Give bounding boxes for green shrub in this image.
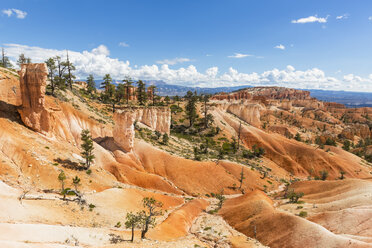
[299,211,308,218]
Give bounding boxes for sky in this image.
[1,0,372,91]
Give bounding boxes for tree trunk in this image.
[131,226,134,242]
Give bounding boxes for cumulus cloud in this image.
[118,42,129,47]
[369,16,372,21]
[228,53,252,58]
[274,44,285,50]
[156,57,191,65]
[336,14,349,20]
[2,8,27,19]
[3,43,372,91]
[291,15,328,24]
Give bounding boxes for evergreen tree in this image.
[45,57,58,96]
[0,48,12,68]
[72,176,80,192]
[54,56,68,90]
[58,170,66,191]
[139,197,163,239]
[125,212,141,242]
[202,94,211,129]
[81,129,95,170]
[17,53,31,66]
[86,74,96,95]
[115,83,126,104]
[162,133,169,145]
[239,167,245,189]
[164,96,170,105]
[184,91,198,127]
[136,80,147,105]
[100,74,113,102]
[65,51,76,90]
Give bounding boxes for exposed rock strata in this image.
[113,107,171,152]
[18,63,51,133]
[226,102,263,127]
[113,110,136,152]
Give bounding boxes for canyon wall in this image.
[212,87,311,101]
[113,107,171,152]
[135,107,171,134]
[225,102,263,128]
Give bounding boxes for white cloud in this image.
[274,44,285,50]
[291,15,328,24]
[156,57,191,65]
[369,16,372,21]
[336,14,349,20]
[4,43,372,92]
[2,9,27,19]
[228,53,252,58]
[91,44,110,56]
[118,42,129,47]
[2,9,12,17]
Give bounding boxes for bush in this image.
[319,170,328,180]
[325,138,336,146]
[342,140,351,151]
[299,211,308,218]
[287,190,304,203]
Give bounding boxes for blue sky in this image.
[1,0,372,91]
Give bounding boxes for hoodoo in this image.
[18,63,51,133]
[113,109,136,152]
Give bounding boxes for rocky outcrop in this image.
[293,99,323,109]
[113,110,136,152]
[135,107,171,134]
[113,106,171,152]
[18,63,52,133]
[280,100,292,111]
[0,68,21,107]
[212,87,311,101]
[340,124,371,140]
[268,125,294,138]
[226,102,263,127]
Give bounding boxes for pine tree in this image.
[115,83,126,104]
[184,91,198,127]
[72,176,81,192]
[81,129,95,170]
[65,51,76,90]
[100,74,113,103]
[45,57,57,96]
[58,170,66,191]
[17,53,31,66]
[86,74,96,95]
[164,96,170,105]
[202,94,211,129]
[239,167,245,189]
[125,212,141,242]
[139,197,163,239]
[136,80,147,105]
